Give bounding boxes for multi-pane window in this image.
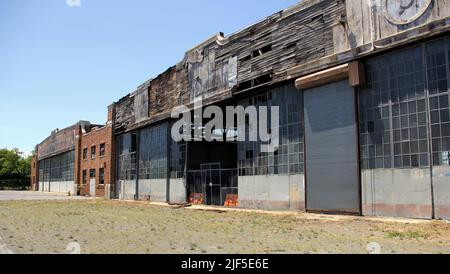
[89,169,96,178]
[116,133,137,180]
[99,143,106,157]
[99,168,105,185]
[38,150,75,183]
[82,170,87,185]
[82,148,88,160]
[427,39,450,165]
[170,139,185,179]
[91,146,96,159]
[360,37,450,169]
[139,123,168,180]
[238,84,304,176]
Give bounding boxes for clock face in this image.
[384,0,433,25]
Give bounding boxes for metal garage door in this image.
[304,80,360,214]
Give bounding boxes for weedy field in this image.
[0,199,449,254]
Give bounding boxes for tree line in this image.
[0,149,31,189]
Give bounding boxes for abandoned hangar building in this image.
[30,0,450,220]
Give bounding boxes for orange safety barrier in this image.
[224,194,239,207]
[189,193,204,205]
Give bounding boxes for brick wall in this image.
[79,107,114,198]
[30,154,38,191]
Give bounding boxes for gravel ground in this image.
[0,199,449,254]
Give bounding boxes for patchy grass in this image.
[386,231,428,240]
[0,200,449,254]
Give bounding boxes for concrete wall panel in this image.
[118,180,136,201]
[362,169,433,219]
[433,166,450,220]
[169,179,186,204]
[239,175,305,211]
[138,179,167,202]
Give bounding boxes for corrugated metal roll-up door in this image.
[304,80,361,214]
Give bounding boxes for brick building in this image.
[32,0,450,220]
[79,105,115,198]
[31,107,115,198]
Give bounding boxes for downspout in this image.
[166,122,171,204]
[135,131,140,201]
[369,0,377,51]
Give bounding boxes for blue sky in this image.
[0,0,299,154]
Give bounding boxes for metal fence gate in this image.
[187,163,238,206]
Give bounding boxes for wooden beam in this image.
[295,64,349,90]
[348,61,366,87]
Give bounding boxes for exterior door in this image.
[90,179,96,197]
[304,80,361,214]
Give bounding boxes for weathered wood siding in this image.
[113,0,450,135]
[114,0,347,134]
[346,0,450,48]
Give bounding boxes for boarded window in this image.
[134,88,149,123]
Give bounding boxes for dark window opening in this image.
[91,146,96,159]
[99,168,105,185]
[83,148,88,160]
[254,73,272,86]
[252,45,272,58]
[239,55,252,63]
[82,170,87,185]
[131,133,137,153]
[284,42,297,50]
[237,73,273,92]
[89,169,96,178]
[100,143,106,157]
[237,80,252,92]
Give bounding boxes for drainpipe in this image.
[369,0,377,51]
[166,122,171,204]
[135,131,140,201]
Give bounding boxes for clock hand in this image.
[400,0,415,9]
[399,0,415,16]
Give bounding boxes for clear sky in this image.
[0,0,300,154]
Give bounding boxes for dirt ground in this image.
[0,199,449,254]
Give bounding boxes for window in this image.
[82,170,87,185]
[38,150,75,183]
[131,133,137,153]
[99,168,105,185]
[116,133,137,180]
[89,169,96,178]
[427,39,450,166]
[238,84,304,176]
[91,146,96,160]
[360,37,450,169]
[139,124,168,180]
[100,143,106,157]
[83,148,88,160]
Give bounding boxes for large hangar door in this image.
[304,80,360,214]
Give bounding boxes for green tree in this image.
[0,148,31,179]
